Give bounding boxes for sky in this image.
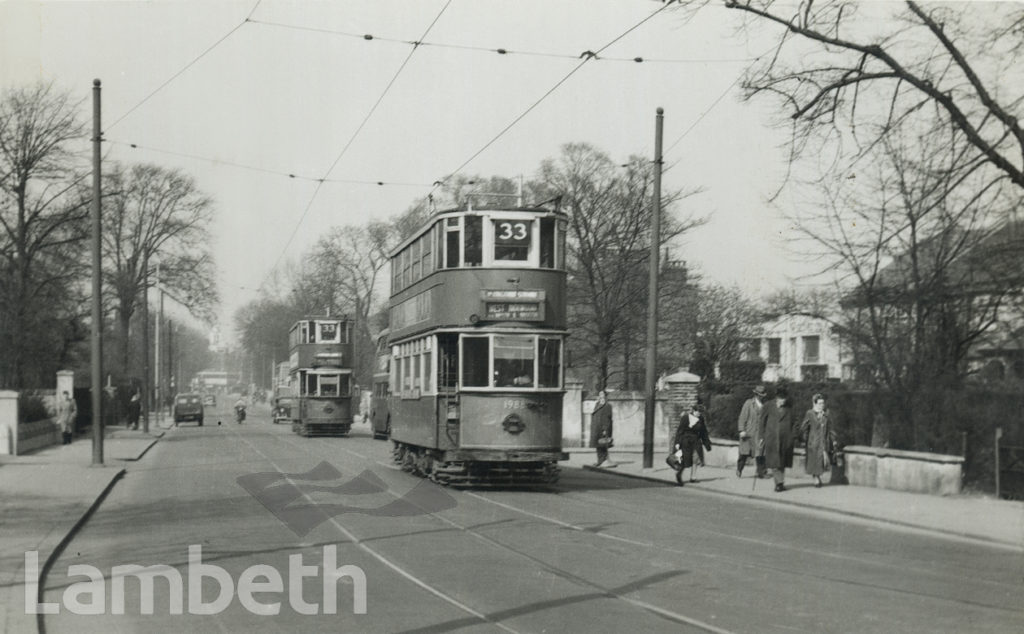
[1,0,812,341]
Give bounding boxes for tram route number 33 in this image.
[497,222,528,242]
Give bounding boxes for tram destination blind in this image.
[481,289,545,321]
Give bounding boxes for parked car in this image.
[173,393,204,426]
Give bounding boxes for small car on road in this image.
[173,393,204,426]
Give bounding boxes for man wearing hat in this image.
[736,385,767,478]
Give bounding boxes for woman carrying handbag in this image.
[671,403,712,485]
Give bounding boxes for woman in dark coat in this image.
[673,404,712,484]
[800,393,837,487]
[758,387,795,492]
[590,390,616,468]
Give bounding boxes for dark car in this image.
[173,393,204,426]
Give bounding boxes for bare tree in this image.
[537,143,705,390]
[0,83,89,387]
[102,163,218,377]
[716,1,1024,200]
[792,128,1021,447]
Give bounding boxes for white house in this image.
[744,313,846,383]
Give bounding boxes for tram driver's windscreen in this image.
[494,335,534,387]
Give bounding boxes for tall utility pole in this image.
[90,80,104,465]
[154,262,161,426]
[141,262,150,433]
[642,107,664,470]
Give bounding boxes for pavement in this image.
[565,448,1024,551]
[0,422,165,634]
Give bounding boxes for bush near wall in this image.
[718,361,766,384]
[18,391,51,424]
[702,381,1024,493]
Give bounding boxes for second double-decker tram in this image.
[387,197,568,486]
[287,317,355,437]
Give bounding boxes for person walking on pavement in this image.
[127,392,141,430]
[57,391,77,445]
[759,386,795,492]
[737,384,767,478]
[800,393,837,488]
[673,403,712,484]
[590,390,616,468]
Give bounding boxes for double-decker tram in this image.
[286,316,355,437]
[387,196,569,486]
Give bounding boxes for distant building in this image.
[742,313,846,383]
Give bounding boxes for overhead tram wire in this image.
[429,0,679,199]
[265,0,454,281]
[105,139,431,188]
[107,0,264,131]
[246,17,754,65]
[662,44,775,173]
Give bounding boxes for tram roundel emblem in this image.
[502,414,525,434]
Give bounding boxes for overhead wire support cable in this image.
[430,0,677,197]
[105,139,430,187]
[266,0,453,279]
[107,0,264,131]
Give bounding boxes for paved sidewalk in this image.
[0,426,163,634]
[565,448,1024,551]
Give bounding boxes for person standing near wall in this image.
[127,392,141,430]
[590,390,616,468]
[800,393,837,488]
[57,391,77,445]
[759,386,795,492]
[737,384,767,478]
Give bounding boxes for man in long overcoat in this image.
[57,391,77,445]
[590,390,616,468]
[736,384,767,478]
[758,387,795,492]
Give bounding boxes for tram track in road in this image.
[261,430,737,634]
[265,429,1023,621]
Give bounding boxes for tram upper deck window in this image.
[319,321,339,343]
[493,219,531,262]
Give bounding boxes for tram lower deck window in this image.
[494,335,534,387]
[461,336,489,387]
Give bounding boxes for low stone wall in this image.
[703,438,807,472]
[0,418,60,455]
[843,445,963,496]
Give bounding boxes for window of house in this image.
[768,338,781,364]
[461,336,489,387]
[493,219,532,262]
[803,336,820,364]
[538,337,561,387]
[493,335,535,387]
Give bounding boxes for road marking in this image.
[231,429,519,634]
[270,433,734,633]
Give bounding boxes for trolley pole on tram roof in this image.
[90,79,104,466]
[642,107,664,470]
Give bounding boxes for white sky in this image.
[1,0,816,339]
